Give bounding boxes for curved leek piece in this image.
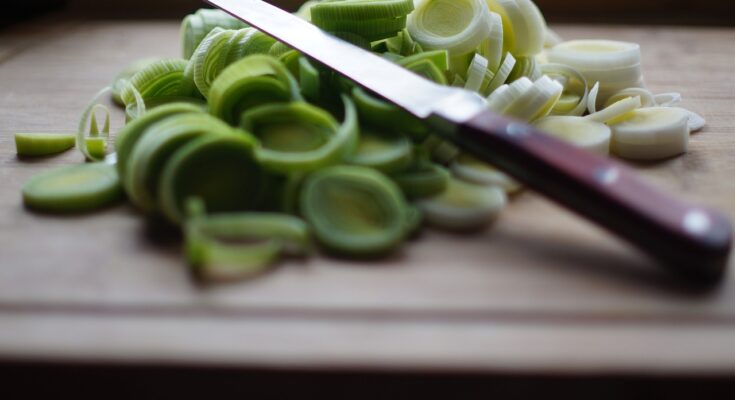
[126,113,238,212]
[506,55,541,82]
[85,137,107,160]
[486,76,533,113]
[298,57,321,101]
[185,199,311,282]
[15,133,75,157]
[189,28,277,98]
[115,102,205,181]
[22,163,122,213]
[408,0,491,56]
[535,116,611,155]
[159,133,269,224]
[300,165,409,256]
[268,41,293,58]
[540,63,589,116]
[181,8,249,59]
[450,153,522,193]
[417,177,506,231]
[605,87,656,108]
[585,95,641,124]
[484,52,516,95]
[384,29,423,56]
[489,0,546,57]
[241,97,359,174]
[396,49,449,73]
[478,11,504,71]
[295,0,322,21]
[587,82,600,114]
[464,53,490,92]
[310,0,414,42]
[676,107,706,132]
[209,55,302,125]
[609,107,690,161]
[391,160,450,199]
[351,87,428,140]
[111,58,159,106]
[120,59,199,107]
[347,128,413,174]
[654,92,682,107]
[76,88,112,162]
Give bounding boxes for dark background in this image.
[2,0,734,27]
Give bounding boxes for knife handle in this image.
[442,109,732,284]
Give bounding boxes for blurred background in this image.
[2,0,734,28]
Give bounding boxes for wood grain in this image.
[1,19,735,373]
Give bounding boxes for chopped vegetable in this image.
[15,133,75,157]
[22,163,122,213]
[609,107,690,160]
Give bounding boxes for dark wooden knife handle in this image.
[439,109,732,284]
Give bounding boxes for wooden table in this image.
[1,17,735,382]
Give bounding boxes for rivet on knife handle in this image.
[438,109,732,284]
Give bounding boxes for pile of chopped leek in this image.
[16,1,707,282]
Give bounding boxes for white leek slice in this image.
[484,52,516,95]
[676,108,706,132]
[490,0,546,57]
[605,87,656,108]
[417,178,506,231]
[504,75,563,121]
[585,96,641,124]
[486,76,533,113]
[478,12,504,71]
[609,107,690,160]
[587,82,600,114]
[548,40,641,71]
[654,92,682,107]
[450,153,522,193]
[540,63,589,116]
[408,0,492,56]
[464,53,490,92]
[535,116,611,155]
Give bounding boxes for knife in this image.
[207,0,731,284]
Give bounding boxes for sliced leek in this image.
[241,97,359,173]
[391,161,450,199]
[209,55,302,125]
[585,95,641,124]
[22,163,122,213]
[158,133,268,224]
[609,107,690,160]
[408,0,491,56]
[450,153,522,193]
[417,177,506,231]
[347,128,413,173]
[15,133,75,157]
[490,0,547,57]
[120,59,199,107]
[181,8,248,59]
[111,58,159,106]
[535,116,611,155]
[300,165,409,256]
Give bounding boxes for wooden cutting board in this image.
[1,17,734,374]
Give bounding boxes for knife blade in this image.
[207,0,731,284]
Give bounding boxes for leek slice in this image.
[487,76,533,113]
[490,0,546,57]
[609,107,690,161]
[209,54,302,125]
[548,40,641,71]
[159,133,269,224]
[22,163,122,213]
[504,75,563,121]
[585,96,642,124]
[189,28,277,98]
[464,53,490,92]
[391,162,450,199]
[347,128,413,173]
[676,108,706,132]
[450,153,522,193]
[535,116,611,155]
[417,177,506,231]
[605,88,656,108]
[311,0,414,22]
[540,63,589,116]
[300,165,409,256]
[408,0,492,56]
[298,57,321,101]
[185,202,311,282]
[111,58,159,106]
[120,59,198,106]
[478,11,504,71]
[181,8,248,59]
[240,97,359,173]
[484,52,516,95]
[85,137,107,160]
[15,133,75,157]
[351,87,428,140]
[115,102,204,181]
[76,88,112,162]
[126,113,237,212]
